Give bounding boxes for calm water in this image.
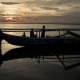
[0,23,80,80]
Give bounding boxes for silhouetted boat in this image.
[2,32,80,45]
[3,46,80,61]
[3,47,53,61]
[0,29,80,69]
[1,32,80,54]
[3,47,80,71]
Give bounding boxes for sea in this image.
[0,23,80,80]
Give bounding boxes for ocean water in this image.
[0,23,80,80]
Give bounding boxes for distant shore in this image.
[0,22,80,25]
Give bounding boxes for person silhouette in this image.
[30,29,34,38]
[41,25,45,38]
[23,32,26,37]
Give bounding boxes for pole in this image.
[0,39,3,66]
[59,30,60,37]
[0,30,3,66]
[39,30,40,38]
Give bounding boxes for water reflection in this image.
[0,46,80,71]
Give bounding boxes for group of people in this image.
[23,25,45,38]
[30,25,45,38]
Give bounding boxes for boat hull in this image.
[1,33,80,54]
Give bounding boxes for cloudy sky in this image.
[0,0,80,23]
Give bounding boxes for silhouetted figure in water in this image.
[41,25,45,38]
[23,32,26,37]
[30,29,34,38]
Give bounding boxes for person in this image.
[41,25,45,38]
[30,29,34,37]
[22,32,26,37]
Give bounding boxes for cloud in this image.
[21,0,80,17]
[40,7,59,10]
[1,2,20,5]
[0,0,80,23]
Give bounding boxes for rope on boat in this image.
[67,31,80,39]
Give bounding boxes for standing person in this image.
[30,29,34,37]
[41,25,45,38]
[23,32,26,37]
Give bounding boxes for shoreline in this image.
[0,22,80,25]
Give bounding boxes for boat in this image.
[1,47,80,70]
[0,30,79,53]
[1,31,79,45]
[0,28,80,52]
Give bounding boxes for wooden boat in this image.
[0,28,80,53]
[2,47,80,71]
[2,32,80,46]
[0,31,79,53]
[3,45,80,62]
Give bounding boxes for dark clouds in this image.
[1,2,20,5]
[23,0,80,17]
[0,0,80,17]
[0,0,80,23]
[40,7,59,10]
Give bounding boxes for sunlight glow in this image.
[2,4,28,21]
[6,17,14,21]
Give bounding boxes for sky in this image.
[0,0,80,23]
